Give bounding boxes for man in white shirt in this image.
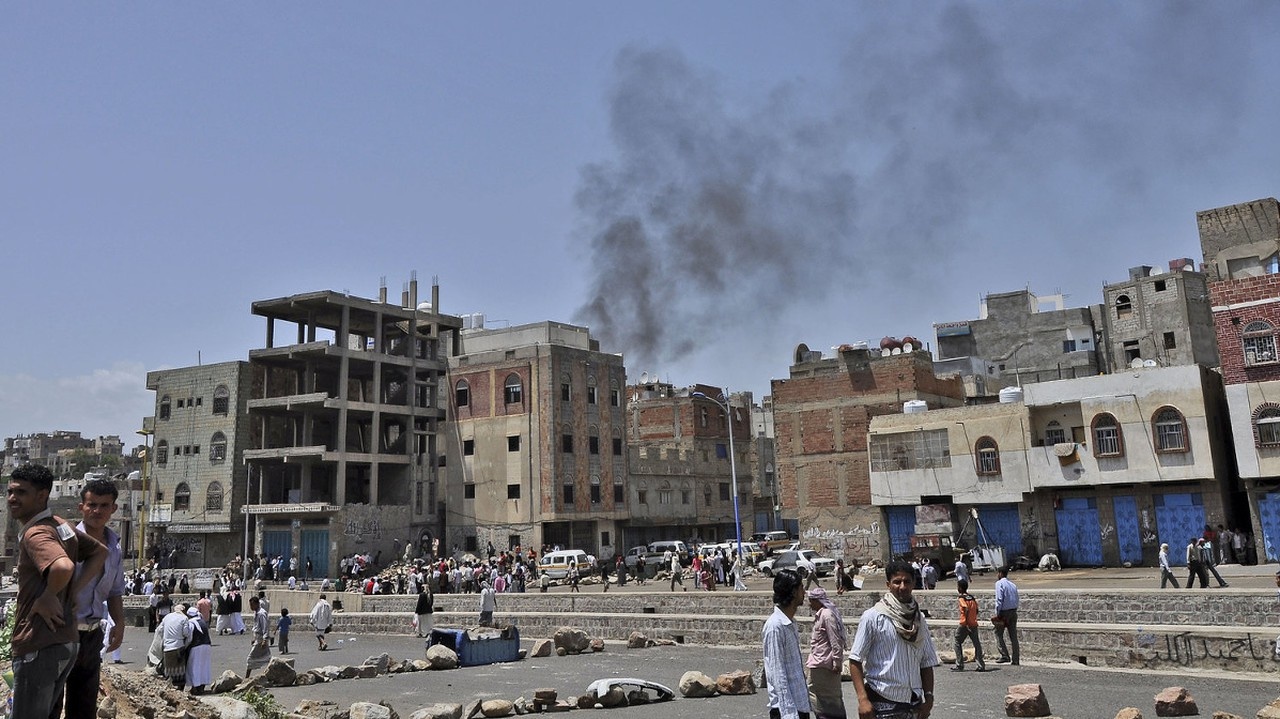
[309,594,333,651]
[849,559,939,719]
[479,581,497,626]
[762,569,811,719]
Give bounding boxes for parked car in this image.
[751,531,794,554]
[647,540,691,566]
[757,549,836,578]
[623,545,662,570]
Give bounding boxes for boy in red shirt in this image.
[951,579,986,672]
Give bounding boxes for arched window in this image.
[590,475,601,504]
[974,437,1000,475]
[503,374,523,405]
[212,385,230,415]
[699,408,709,428]
[174,482,190,511]
[1152,406,1188,453]
[1115,294,1133,318]
[1254,405,1280,447]
[206,481,224,512]
[1091,413,1124,457]
[156,440,169,466]
[454,379,470,408]
[1242,320,1278,366]
[210,432,228,462]
[613,476,624,503]
[160,395,172,420]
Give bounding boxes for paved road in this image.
[110,627,1280,719]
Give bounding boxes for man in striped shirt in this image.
[848,559,939,719]
[763,569,811,719]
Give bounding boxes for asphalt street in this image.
[109,628,1280,719]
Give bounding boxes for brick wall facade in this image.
[1211,274,1280,385]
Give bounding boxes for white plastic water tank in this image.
[999,386,1024,404]
[903,400,928,414]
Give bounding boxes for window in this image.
[1124,340,1141,363]
[720,482,731,501]
[455,380,470,408]
[715,443,727,459]
[156,441,168,466]
[659,489,672,505]
[213,385,230,415]
[464,535,477,552]
[1152,407,1188,453]
[503,374,523,405]
[507,484,521,500]
[160,396,171,420]
[1116,294,1133,318]
[1254,406,1280,447]
[1092,413,1124,457]
[508,435,520,452]
[610,389,620,407]
[210,432,227,462]
[869,429,951,472]
[613,481,624,503]
[192,445,200,455]
[612,437,623,456]
[589,436,600,455]
[206,482,223,512]
[601,531,610,547]
[1243,321,1278,366]
[1163,332,1177,350]
[463,439,475,456]
[699,408,709,428]
[681,489,691,504]
[1062,340,1077,353]
[174,482,190,511]
[561,382,571,402]
[464,484,475,499]
[437,453,446,468]
[563,481,575,505]
[177,398,184,409]
[195,397,202,407]
[1045,422,1066,445]
[587,386,597,405]
[590,476,601,504]
[638,489,648,505]
[974,437,1000,475]
[562,434,574,453]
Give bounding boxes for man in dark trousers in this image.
[6,464,106,719]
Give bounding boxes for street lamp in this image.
[691,389,748,591]
[135,427,153,573]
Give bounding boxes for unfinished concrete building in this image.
[1098,262,1218,372]
[244,279,461,576]
[934,289,1103,388]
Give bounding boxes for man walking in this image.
[848,559,939,719]
[415,584,435,638]
[1185,537,1209,588]
[805,587,846,719]
[7,463,106,719]
[950,579,986,672]
[1200,538,1230,587]
[762,569,811,719]
[309,594,333,650]
[993,566,1020,665]
[1158,543,1179,588]
[55,478,127,719]
[669,554,684,592]
[479,580,497,626]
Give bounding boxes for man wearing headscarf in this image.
[848,560,939,719]
[806,587,847,718]
[159,602,192,688]
[185,605,212,694]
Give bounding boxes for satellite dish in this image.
[1129,358,1145,369]
[1143,359,1159,367]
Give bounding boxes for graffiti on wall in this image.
[1100,523,1115,540]
[802,524,881,558]
[344,518,383,542]
[157,536,204,556]
[1137,629,1280,665]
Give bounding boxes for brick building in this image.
[770,343,965,561]
[1201,197,1280,561]
[443,321,628,559]
[1099,262,1218,372]
[145,361,254,567]
[624,381,753,548]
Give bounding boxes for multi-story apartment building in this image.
[771,344,966,561]
[2,431,94,473]
[145,361,254,568]
[867,364,1234,567]
[243,280,460,577]
[749,396,783,533]
[1200,197,1280,561]
[935,289,1103,388]
[443,321,627,558]
[1099,262,1218,372]
[624,382,753,548]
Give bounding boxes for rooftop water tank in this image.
[999,386,1024,404]
[903,400,928,414]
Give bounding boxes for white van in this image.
[539,549,596,579]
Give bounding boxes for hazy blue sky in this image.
[3,3,1280,449]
